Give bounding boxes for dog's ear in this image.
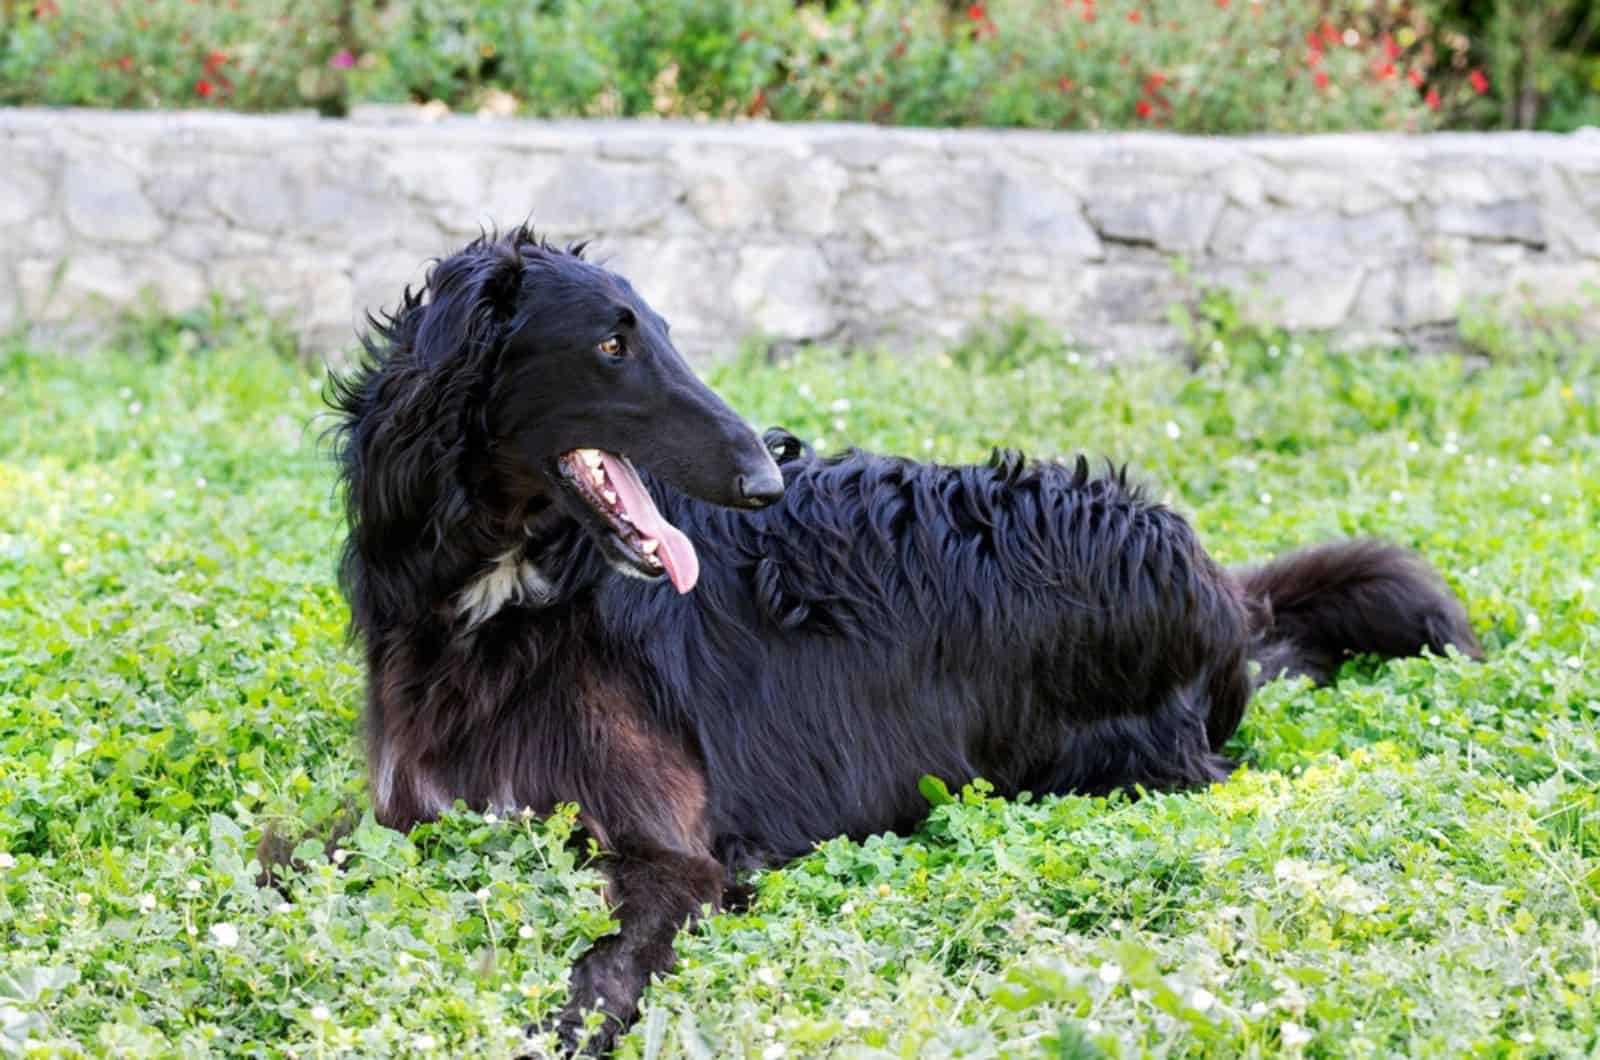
[411,239,524,369]
[333,240,528,624]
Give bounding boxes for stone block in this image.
[1084,190,1223,254]
[1434,200,1545,246]
[0,163,52,226]
[731,244,837,340]
[64,159,163,243]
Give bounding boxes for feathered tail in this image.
[1236,539,1481,686]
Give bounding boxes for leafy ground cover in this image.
[0,309,1596,1057]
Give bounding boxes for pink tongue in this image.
[599,453,700,594]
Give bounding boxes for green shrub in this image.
[6,0,1581,131]
[0,0,354,112]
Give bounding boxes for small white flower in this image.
[1535,434,1553,448]
[186,879,202,893]
[1540,493,1552,505]
[413,1033,438,1051]
[483,812,498,824]
[844,1008,871,1029]
[1443,442,1459,455]
[922,438,935,452]
[275,902,292,915]
[1066,351,1082,365]
[1525,612,1541,630]
[1267,345,1280,358]
[756,966,780,986]
[1389,490,1404,502]
[1281,1020,1312,1047]
[1407,441,1421,454]
[331,848,348,865]
[762,1045,786,1060]
[1516,1031,1535,1044]
[1165,421,1181,440]
[1190,987,1216,1012]
[1097,962,1122,985]
[830,398,852,413]
[812,437,827,451]
[832,417,847,432]
[101,492,114,504]
[310,1003,331,1022]
[1210,340,1224,354]
[475,887,491,902]
[210,922,239,948]
[118,387,132,399]
[1566,656,1582,670]
[1085,1019,1103,1033]
[129,401,144,415]
[195,476,207,489]
[1248,1001,1269,1018]
[1341,28,1359,45]
[1259,492,1272,506]
[139,894,158,913]
[58,542,73,555]
[75,892,91,907]
[0,852,16,870]
[517,924,534,940]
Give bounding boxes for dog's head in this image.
[352,227,781,597]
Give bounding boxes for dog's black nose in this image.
[736,466,785,508]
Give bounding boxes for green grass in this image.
[1,311,1597,1058]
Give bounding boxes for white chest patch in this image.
[455,547,555,627]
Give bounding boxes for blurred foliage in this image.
[1,0,1592,130]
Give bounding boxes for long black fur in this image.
[296,228,1481,1054]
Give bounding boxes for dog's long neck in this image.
[449,493,603,628]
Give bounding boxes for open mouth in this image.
[556,448,700,594]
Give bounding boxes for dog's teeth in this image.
[579,449,603,469]
[590,468,606,487]
[602,489,618,505]
[640,539,659,554]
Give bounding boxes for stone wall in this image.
[3,108,1598,359]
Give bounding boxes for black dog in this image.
[316,226,1479,1053]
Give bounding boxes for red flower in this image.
[1127,10,1142,23]
[737,29,753,42]
[1313,70,1330,90]
[1375,61,1396,80]
[194,79,213,98]
[1135,100,1153,118]
[1058,76,1074,90]
[967,2,986,19]
[892,40,906,58]
[117,55,133,72]
[1381,33,1401,59]
[1469,68,1489,94]
[1216,0,1229,7]
[1306,47,1323,67]
[1320,20,1339,45]
[203,50,227,72]
[1081,8,1095,21]
[1425,89,1440,109]
[1407,68,1424,87]
[1144,72,1166,93]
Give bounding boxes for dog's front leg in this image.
[541,836,723,1056]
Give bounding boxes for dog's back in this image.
[600,438,1255,866]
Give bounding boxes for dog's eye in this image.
[597,336,625,358]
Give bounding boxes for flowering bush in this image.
[765,0,1485,132]
[0,0,1574,131]
[0,0,354,112]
